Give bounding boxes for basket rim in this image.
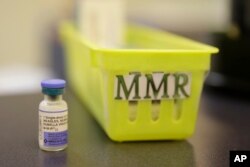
[60,22,219,55]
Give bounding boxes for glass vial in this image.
[39,79,68,151]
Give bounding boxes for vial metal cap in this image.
[41,79,66,95]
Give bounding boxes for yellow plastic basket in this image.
[60,22,218,141]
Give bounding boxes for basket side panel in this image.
[104,69,207,141]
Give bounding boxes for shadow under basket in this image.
[60,22,218,142]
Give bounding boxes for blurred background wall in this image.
[0,0,72,95]
[128,0,231,33]
[0,0,71,68]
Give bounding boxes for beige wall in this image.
[127,0,231,33]
[0,0,72,68]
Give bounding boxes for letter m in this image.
[115,73,141,100]
[144,73,170,100]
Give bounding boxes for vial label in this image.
[39,109,68,147]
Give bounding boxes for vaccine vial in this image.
[39,79,68,151]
